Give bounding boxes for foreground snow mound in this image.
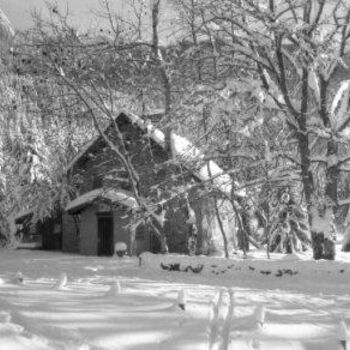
[176,289,187,310]
[105,280,122,297]
[254,305,266,327]
[338,320,349,338]
[54,272,67,290]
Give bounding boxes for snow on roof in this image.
[65,188,137,213]
[66,138,97,171]
[170,133,242,196]
[67,110,243,196]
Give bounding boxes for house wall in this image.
[133,224,151,255]
[164,202,188,254]
[70,204,151,256]
[80,206,98,255]
[62,213,79,253]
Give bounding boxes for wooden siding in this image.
[80,206,98,255]
[62,213,79,253]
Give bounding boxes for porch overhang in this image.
[14,210,34,224]
[65,188,138,214]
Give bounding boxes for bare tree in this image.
[12,2,177,252]
[172,0,350,259]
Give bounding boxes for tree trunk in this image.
[311,231,324,260]
[213,196,229,258]
[321,139,338,260]
[296,81,317,257]
[150,219,168,254]
[187,224,198,256]
[297,132,313,213]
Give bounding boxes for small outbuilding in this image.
[62,110,237,256]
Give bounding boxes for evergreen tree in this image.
[269,187,310,254]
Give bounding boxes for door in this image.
[97,216,114,256]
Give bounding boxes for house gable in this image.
[70,112,170,197]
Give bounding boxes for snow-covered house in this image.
[62,110,237,256]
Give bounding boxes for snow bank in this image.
[140,251,350,283]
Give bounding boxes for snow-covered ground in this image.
[0,248,350,349]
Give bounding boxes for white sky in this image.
[0,0,177,44]
[0,0,174,30]
[0,0,114,29]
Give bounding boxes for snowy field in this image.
[0,249,350,349]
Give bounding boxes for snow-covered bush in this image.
[114,242,127,257]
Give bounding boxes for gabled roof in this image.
[66,188,137,213]
[67,110,243,197]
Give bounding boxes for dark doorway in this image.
[97,215,114,256]
[39,217,62,251]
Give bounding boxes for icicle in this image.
[106,280,122,297]
[54,273,67,290]
[177,289,187,311]
[254,305,266,328]
[338,320,349,350]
